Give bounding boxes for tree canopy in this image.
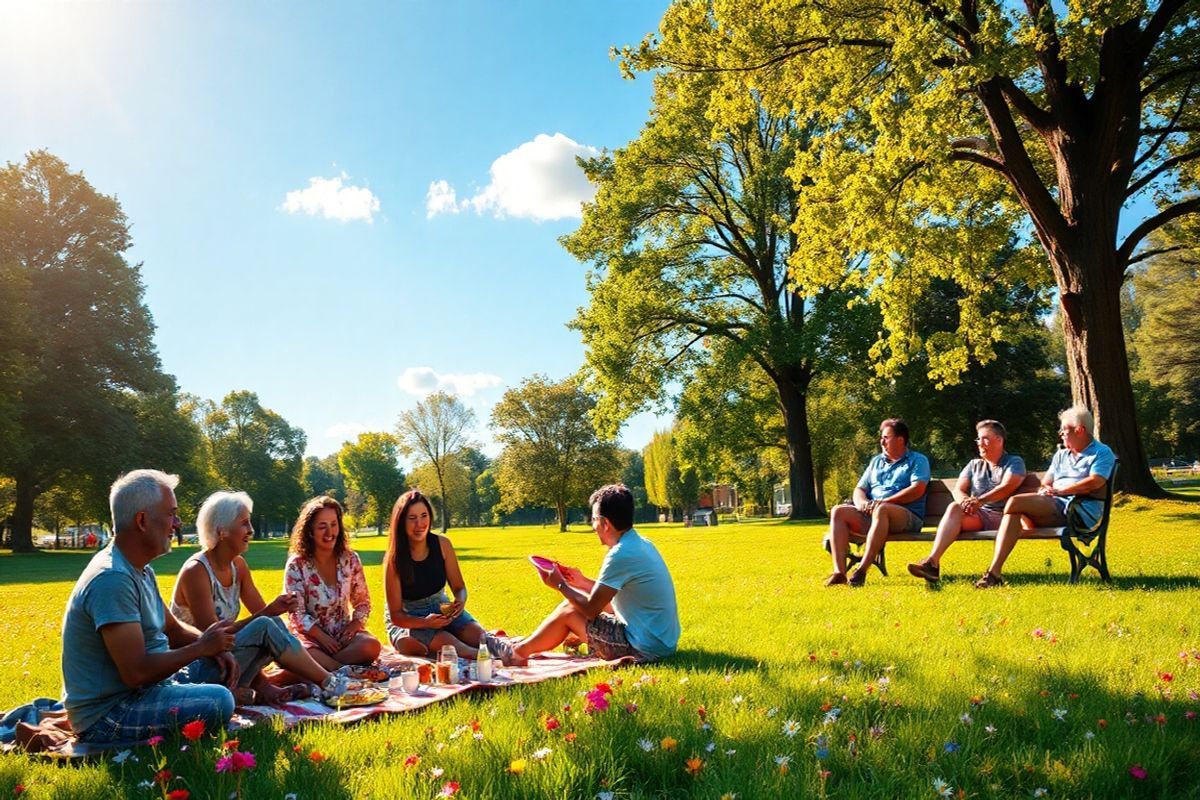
[396,392,476,533]
[620,0,1200,495]
[338,432,405,533]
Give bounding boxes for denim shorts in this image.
[77,682,233,744]
[586,613,642,661]
[387,591,478,648]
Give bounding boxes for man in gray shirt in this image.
[907,420,1026,583]
[61,470,238,743]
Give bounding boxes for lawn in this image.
[2,496,1199,799]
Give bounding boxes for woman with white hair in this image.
[171,490,339,704]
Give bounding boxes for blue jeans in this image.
[77,617,297,744]
[387,591,478,649]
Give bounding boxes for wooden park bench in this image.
[825,462,1117,583]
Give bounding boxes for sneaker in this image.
[907,558,940,582]
[823,572,848,587]
[484,632,527,667]
[974,571,1004,589]
[847,567,867,587]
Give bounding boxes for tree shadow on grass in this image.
[954,571,1200,591]
[670,648,765,673]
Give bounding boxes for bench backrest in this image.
[922,472,1043,525]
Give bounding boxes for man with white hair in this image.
[974,406,1115,588]
[60,470,239,743]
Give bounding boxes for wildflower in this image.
[585,688,611,713]
[984,724,996,734]
[731,695,745,705]
[473,733,484,741]
[112,749,132,764]
[685,756,704,775]
[223,739,240,750]
[624,703,638,714]
[815,734,829,759]
[597,793,615,800]
[1084,730,1095,740]
[869,725,885,738]
[1186,711,1196,721]
[960,713,973,725]
[661,736,678,751]
[775,754,791,774]
[564,732,577,743]
[705,741,716,753]
[1034,789,1048,798]
[13,787,24,797]
[932,777,953,797]
[767,707,779,718]
[943,741,960,753]
[969,695,984,707]
[215,751,256,773]
[508,758,527,775]
[309,751,326,763]
[155,769,173,784]
[1097,719,1108,729]
[696,705,707,720]
[403,754,421,768]
[531,747,552,761]
[638,738,655,752]
[1129,764,1147,780]
[822,707,841,726]
[167,792,190,800]
[1160,672,1174,682]
[439,782,460,797]
[285,795,297,800]
[720,794,739,800]
[430,767,445,779]
[1051,708,1067,721]
[146,735,165,747]
[782,719,801,737]
[725,749,736,757]
[1154,713,1167,726]
[181,720,205,741]
[1032,628,1045,639]
[679,676,689,684]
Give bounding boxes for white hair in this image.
[110,469,180,532]
[1060,405,1095,437]
[196,490,253,551]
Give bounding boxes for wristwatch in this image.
[556,581,567,591]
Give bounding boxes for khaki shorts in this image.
[844,503,924,534]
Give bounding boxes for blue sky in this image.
[0,0,673,461]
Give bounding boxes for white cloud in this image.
[282,172,380,222]
[323,422,367,442]
[397,367,502,398]
[427,133,599,222]
[425,179,461,218]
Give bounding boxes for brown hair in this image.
[289,495,348,560]
[881,417,910,446]
[386,489,437,587]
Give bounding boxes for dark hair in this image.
[880,418,910,446]
[289,496,348,560]
[386,489,436,587]
[588,483,634,532]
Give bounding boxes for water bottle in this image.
[476,636,493,681]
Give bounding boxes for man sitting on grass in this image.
[61,469,344,744]
[492,484,680,664]
[974,406,1115,589]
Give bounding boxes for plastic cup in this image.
[401,670,419,693]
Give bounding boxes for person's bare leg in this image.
[428,631,479,658]
[988,494,1061,578]
[457,621,487,648]
[513,601,588,658]
[928,504,975,566]
[272,642,331,685]
[391,636,429,657]
[855,504,911,575]
[332,633,382,666]
[828,505,866,575]
[304,645,342,671]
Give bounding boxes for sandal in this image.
[974,571,1004,589]
[823,572,848,587]
[847,567,867,587]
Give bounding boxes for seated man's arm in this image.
[1049,473,1107,497]
[560,581,619,621]
[100,619,234,689]
[976,472,1025,506]
[882,480,927,506]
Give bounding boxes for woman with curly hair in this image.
[283,496,382,669]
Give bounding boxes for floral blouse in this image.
[284,549,371,646]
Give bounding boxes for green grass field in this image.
[2,495,1199,799]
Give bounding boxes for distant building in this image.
[773,482,791,517]
[699,484,738,512]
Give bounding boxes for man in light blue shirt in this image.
[506,484,680,663]
[975,406,1116,588]
[825,418,930,587]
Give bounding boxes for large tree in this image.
[564,62,868,518]
[396,392,475,533]
[203,391,306,535]
[303,453,346,503]
[491,375,621,532]
[0,151,172,551]
[338,432,405,534]
[623,0,1200,495]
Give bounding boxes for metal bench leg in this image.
[874,546,888,576]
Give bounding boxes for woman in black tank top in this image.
[383,490,497,658]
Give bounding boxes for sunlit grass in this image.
[2,495,1199,798]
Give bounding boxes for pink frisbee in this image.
[529,555,556,573]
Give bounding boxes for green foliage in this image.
[203,391,307,534]
[338,433,405,534]
[491,376,621,532]
[303,453,346,504]
[0,151,175,550]
[642,430,675,513]
[396,392,476,533]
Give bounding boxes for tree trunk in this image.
[557,499,567,533]
[1055,241,1163,497]
[777,372,823,518]
[435,469,450,533]
[10,475,37,553]
[814,465,827,513]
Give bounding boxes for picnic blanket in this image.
[2,651,631,760]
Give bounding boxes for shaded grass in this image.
[1,496,1199,798]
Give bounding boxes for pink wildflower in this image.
[1129,764,1147,780]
